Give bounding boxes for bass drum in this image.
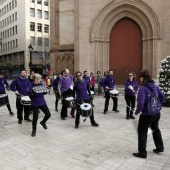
[80,103,92,117]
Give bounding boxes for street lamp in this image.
[28,44,33,73]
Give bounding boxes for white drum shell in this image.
[80,103,92,117]
[20,96,31,106]
[0,94,8,106]
[65,97,75,108]
[109,90,119,97]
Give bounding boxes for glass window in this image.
[44,11,48,20]
[37,37,42,46]
[37,23,42,32]
[44,38,49,47]
[30,8,35,17]
[44,25,49,33]
[37,0,41,4]
[30,0,35,3]
[37,10,42,18]
[30,36,35,46]
[15,12,17,20]
[30,22,35,31]
[44,0,48,6]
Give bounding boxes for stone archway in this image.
[90,0,161,78]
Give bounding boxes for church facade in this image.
[50,0,170,84]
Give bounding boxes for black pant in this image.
[16,97,30,120]
[61,88,73,118]
[125,95,136,116]
[75,99,95,126]
[138,113,164,156]
[55,90,59,109]
[104,91,118,112]
[0,91,12,112]
[32,104,51,131]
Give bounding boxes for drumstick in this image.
[126,105,134,112]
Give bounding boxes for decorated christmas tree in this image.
[159,56,170,106]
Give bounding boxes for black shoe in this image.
[55,108,58,112]
[103,111,107,114]
[31,130,36,137]
[61,117,65,120]
[92,122,99,127]
[126,115,130,120]
[153,149,164,153]
[40,121,47,129]
[9,111,14,115]
[130,115,135,119]
[92,104,95,107]
[133,153,147,159]
[75,125,79,129]
[113,109,119,112]
[18,120,22,124]
[25,118,32,122]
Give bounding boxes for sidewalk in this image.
[0,91,170,170]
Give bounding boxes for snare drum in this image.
[20,96,31,106]
[80,103,92,117]
[65,97,75,108]
[0,94,9,106]
[109,89,119,97]
[87,91,95,101]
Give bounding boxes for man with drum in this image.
[0,72,14,115]
[10,69,32,124]
[58,69,74,120]
[100,70,119,114]
[73,71,99,129]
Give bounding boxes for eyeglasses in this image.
[77,75,82,77]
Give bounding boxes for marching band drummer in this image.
[124,72,138,120]
[10,69,32,124]
[28,73,51,137]
[0,72,14,115]
[58,69,74,120]
[73,71,99,129]
[100,70,119,114]
[52,72,62,112]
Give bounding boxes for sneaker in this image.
[40,121,47,129]
[75,125,79,129]
[126,115,130,120]
[25,118,32,122]
[133,153,147,159]
[92,122,99,127]
[18,120,22,124]
[103,111,107,114]
[9,111,14,115]
[153,149,164,153]
[31,130,36,137]
[113,109,119,112]
[130,115,135,119]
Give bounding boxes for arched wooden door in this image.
[110,17,142,85]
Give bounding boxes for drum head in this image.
[80,103,91,110]
[21,96,31,101]
[0,94,8,98]
[66,97,74,101]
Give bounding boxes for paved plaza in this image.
[0,90,170,170]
